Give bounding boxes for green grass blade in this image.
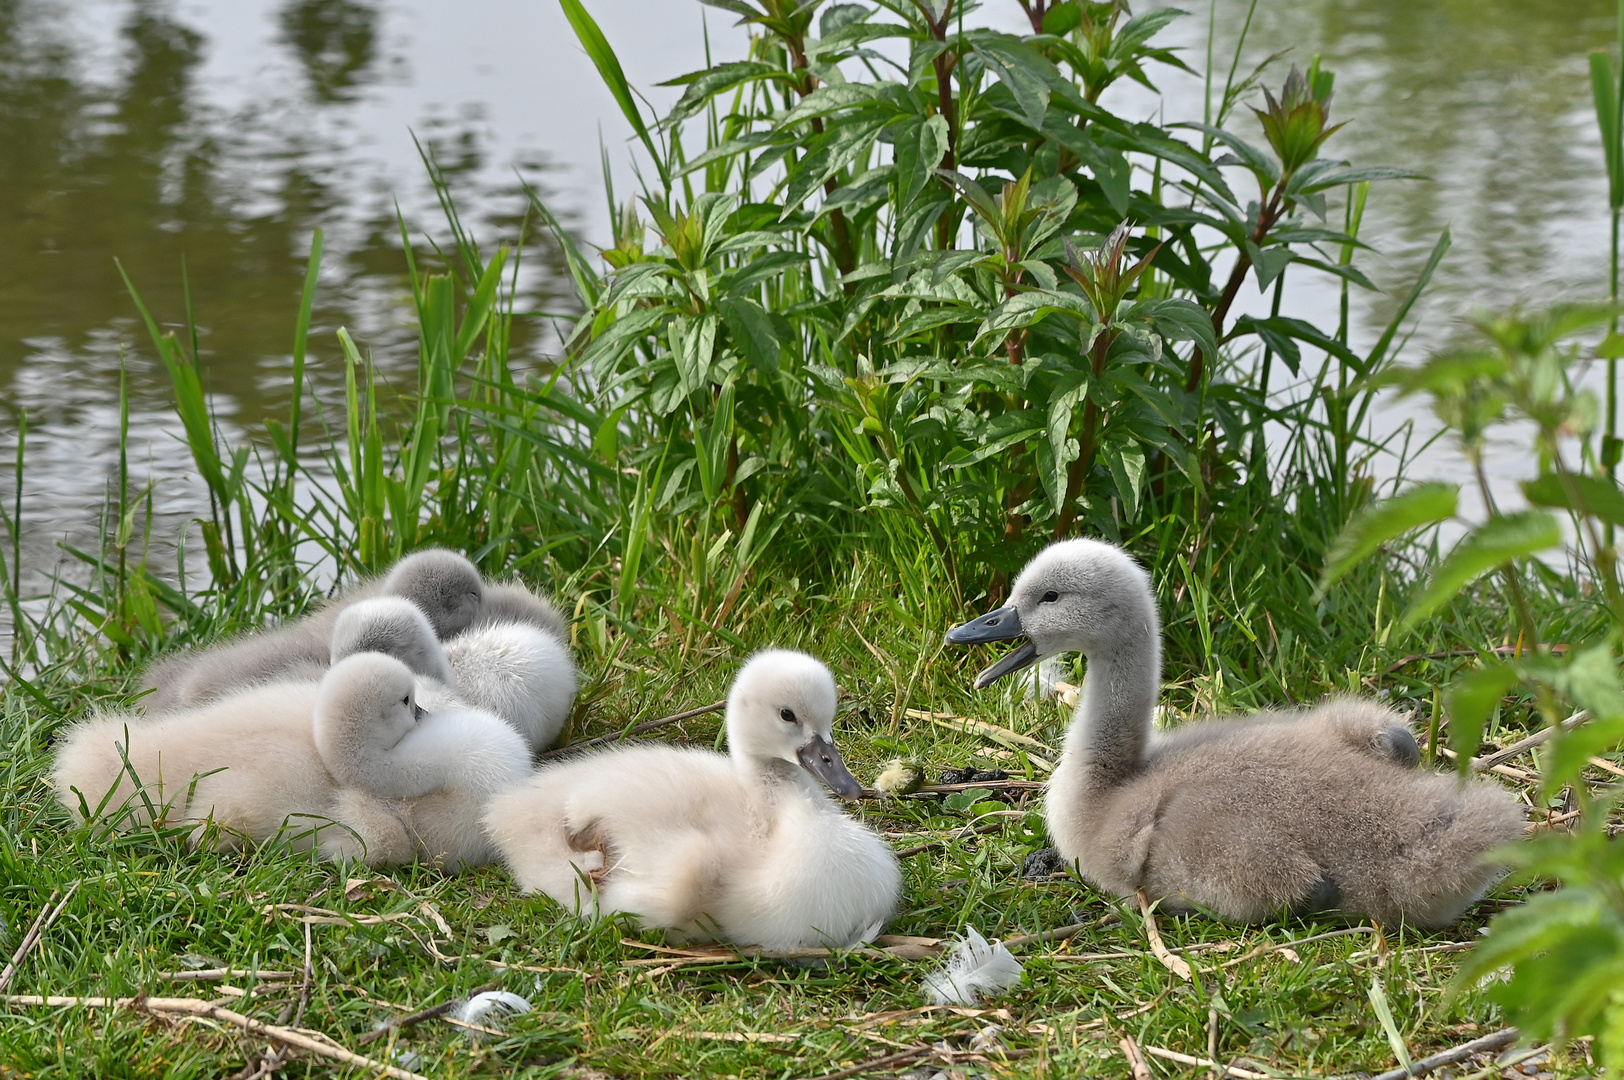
[559,0,668,187]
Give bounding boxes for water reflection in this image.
[279,0,380,103]
[0,0,576,616]
[0,0,1613,627]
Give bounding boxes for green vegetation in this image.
[0,0,1617,1076]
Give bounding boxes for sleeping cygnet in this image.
[313,652,531,871]
[332,596,574,753]
[139,549,485,713]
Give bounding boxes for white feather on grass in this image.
[454,989,533,1035]
[921,926,1024,1006]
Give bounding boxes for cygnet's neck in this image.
[734,750,823,802]
[1060,622,1161,792]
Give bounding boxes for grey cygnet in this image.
[947,538,1524,928]
[139,549,484,713]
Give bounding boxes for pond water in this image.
[0,0,1614,627]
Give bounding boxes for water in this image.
[0,0,1614,622]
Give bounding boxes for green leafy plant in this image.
[1322,304,1624,1067]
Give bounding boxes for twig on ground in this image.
[1367,1026,1520,1080]
[1219,926,1378,969]
[1119,1032,1155,1080]
[893,820,1005,858]
[0,880,80,994]
[1002,919,1098,951]
[619,934,943,969]
[155,970,297,983]
[1136,890,1192,982]
[356,981,500,1046]
[1473,712,1587,771]
[0,995,429,1080]
[1141,1044,1270,1079]
[539,700,727,758]
[801,1046,930,1080]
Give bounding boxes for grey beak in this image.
[946,605,1041,689]
[797,734,862,801]
[413,703,426,723]
[945,604,1024,645]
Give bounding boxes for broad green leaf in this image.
[978,289,1095,340]
[971,36,1054,130]
[1319,481,1459,594]
[1404,511,1563,628]
[719,296,780,373]
[944,411,1044,468]
[1522,473,1624,528]
[1105,440,1147,519]
[781,114,893,215]
[1445,661,1520,770]
[1041,1,1082,35]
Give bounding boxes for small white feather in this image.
[454,989,533,1029]
[921,926,1024,1006]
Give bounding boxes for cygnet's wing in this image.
[139,621,331,713]
[474,582,569,645]
[443,621,577,751]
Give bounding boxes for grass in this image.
[0,544,1603,1078]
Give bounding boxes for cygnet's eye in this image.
[401,694,410,707]
[780,708,798,724]
[1040,590,1060,604]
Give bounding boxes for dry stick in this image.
[0,996,430,1080]
[1367,1026,1520,1080]
[1136,890,1193,982]
[1218,926,1378,969]
[1119,1033,1155,1080]
[356,981,500,1046]
[538,700,727,758]
[0,881,80,994]
[156,970,297,983]
[801,1046,930,1080]
[1002,920,1093,951]
[893,820,1005,858]
[1473,711,1588,771]
[1141,1044,1270,1080]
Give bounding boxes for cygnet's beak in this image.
[796,734,863,800]
[945,605,1039,689]
[413,702,426,723]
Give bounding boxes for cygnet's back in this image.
[52,682,341,852]
[443,620,576,751]
[139,550,484,713]
[1083,701,1522,926]
[474,581,570,645]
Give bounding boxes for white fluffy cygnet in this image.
[331,598,575,754]
[54,680,342,854]
[313,653,531,871]
[443,620,576,752]
[482,649,901,950]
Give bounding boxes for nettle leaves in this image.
[560,0,1417,553]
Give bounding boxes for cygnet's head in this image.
[330,597,454,683]
[945,538,1159,688]
[314,653,424,764]
[726,649,860,800]
[382,550,484,639]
